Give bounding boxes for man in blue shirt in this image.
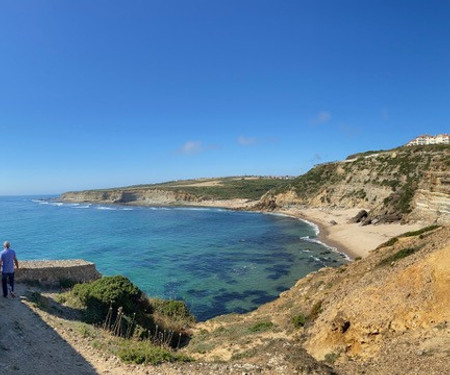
[0,241,19,298]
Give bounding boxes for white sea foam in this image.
[266,211,320,235]
[32,199,49,205]
[265,211,352,260]
[172,207,227,212]
[299,218,320,235]
[94,206,134,211]
[72,204,91,209]
[265,212,290,218]
[300,236,351,261]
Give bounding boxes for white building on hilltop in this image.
[406,134,450,146]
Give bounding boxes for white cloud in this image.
[310,111,331,125]
[237,135,279,146]
[237,136,257,146]
[177,140,219,155]
[178,140,203,155]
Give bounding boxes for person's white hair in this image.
[3,241,10,248]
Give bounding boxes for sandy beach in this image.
[277,207,426,259]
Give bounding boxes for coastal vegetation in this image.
[377,245,423,267]
[377,224,441,249]
[53,276,195,365]
[20,224,448,373]
[61,144,449,225]
[78,176,291,201]
[22,143,449,373]
[259,144,449,224]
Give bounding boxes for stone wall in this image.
[15,259,101,285]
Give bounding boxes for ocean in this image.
[0,196,346,320]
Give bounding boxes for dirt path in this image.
[0,286,267,374]
[0,284,97,374]
[0,284,336,375]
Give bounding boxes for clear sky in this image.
[1,1,449,195]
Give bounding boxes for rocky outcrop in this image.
[61,188,201,206]
[191,225,450,374]
[258,146,450,224]
[16,259,101,285]
[409,169,450,223]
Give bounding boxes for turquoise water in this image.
[0,196,346,320]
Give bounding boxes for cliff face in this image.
[188,225,450,374]
[61,188,201,206]
[60,146,450,224]
[258,145,450,224]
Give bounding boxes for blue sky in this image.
[1,1,449,195]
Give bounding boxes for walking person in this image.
[0,241,19,298]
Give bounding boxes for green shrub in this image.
[72,275,142,323]
[117,341,192,365]
[292,313,307,328]
[308,301,323,322]
[324,352,340,364]
[400,225,440,238]
[377,237,398,249]
[150,298,194,321]
[248,321,274,333]
[378,246,422,266]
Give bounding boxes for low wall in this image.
[15,259,101,285]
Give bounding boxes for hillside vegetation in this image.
[61,145,449,224]
[61,176,291,205]
[258,144,450,224]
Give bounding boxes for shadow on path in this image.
[0,284,98,375]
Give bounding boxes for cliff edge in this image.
[257,145,450,225]
[186,225,450,374]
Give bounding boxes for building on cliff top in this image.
[406,134,450,146]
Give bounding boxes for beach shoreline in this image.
[274,207,426,259]
[59,195,429,260]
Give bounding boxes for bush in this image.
[292,313,307,328]
[308,301,323,322]
[248,321,274,333]
[117,341,192,365]
[377,237,399,249]
[72,275,142,323]
[378,246,421,266]
[324,352,340,364]
[150,298,194,321]
[400,225,440,238]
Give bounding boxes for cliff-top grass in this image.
[72,176,291,201]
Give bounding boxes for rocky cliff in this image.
[61,145,450,224]
[187,225,450,374]
[60,177,289,207]
[61,188,201,206]
[257,145,450,224]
